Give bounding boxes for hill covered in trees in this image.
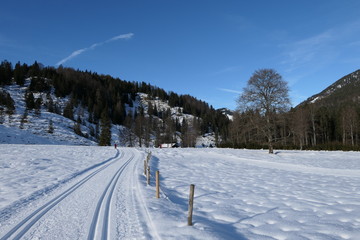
[0,60,230,147]
[226,69,360,151]
[2,60,359,151]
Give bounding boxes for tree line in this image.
[4,60,357,150]
[0,60,230,147]
[224,69,360,152]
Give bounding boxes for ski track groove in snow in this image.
[1,146,359,239]
[113,150,161,240]
[0,149,123,240]
[87,150,134,240]
[130,151,161,240]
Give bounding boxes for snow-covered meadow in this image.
[148,148,360,239]
[0,145,359,239]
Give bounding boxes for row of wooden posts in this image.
[144,151,195,226]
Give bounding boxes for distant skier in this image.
[114,143,117,149]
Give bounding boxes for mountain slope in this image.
[299,69,360,107]
[0,61,228,147]
[0,61,229,147]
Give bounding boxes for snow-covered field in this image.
[0,145,359,239]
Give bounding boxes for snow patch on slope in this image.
[1,80,97,145]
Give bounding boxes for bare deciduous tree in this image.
[237,69,291,153]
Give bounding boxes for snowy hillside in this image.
[1,80,217,147]
[137,93,195,124]
[300,69,360,106]
[1,79,97,145]
[0,145,359,239]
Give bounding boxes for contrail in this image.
[218,88,242,94]
[56,33,134,66]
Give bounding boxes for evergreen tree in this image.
[48,120,54,134]
[135,113,145,147]
[155,122,162,147]
[20,109,28,129]
[89,125,95,137]
[148,101,154,115]
[2,91,15,115]
[113,101,125,124]
[25,92,35,110]
[0,108,4,124]
[29,77,50,92]
[14,61,26,85]
[123,111,135,146]
[47,94,54,112]
[74,122,82,136]
[35,97,42,115]
[77,115,82,124]
[0,60,13,85]
[63,100,74,120]
[99,110,111,146]
[28,61,40,77]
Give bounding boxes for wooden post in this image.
[155,171,160,198]
[188,184,195,226]
[147,166,150,185]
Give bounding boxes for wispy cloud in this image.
[280,30,335,73]
[56,33,134,66]
[218,88,242,94]
[213,66,242,75]
[280,20,360,74]
[56,48,87,66]
[107,33,134,42]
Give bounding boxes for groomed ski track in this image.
[0,148,160,240]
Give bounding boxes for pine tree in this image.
[25,92,35,110]
[28,61,40,77]
[0,60,13,85]
[0,108,4,124]
[35,98,42,115]
[47,94,54,112]
[74,122,82,136]
[99,110,111,146]
[113,101,125,124]
[48,120,54,134]
[89,125,95,137]
[20,109,28,129]
[123,111,135,147]
[14,61,26,85]
[63,100,74,120]
[5,92,15,115]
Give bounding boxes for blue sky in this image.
[1,1,360,110]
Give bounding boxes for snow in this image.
[1,80,97,145]
[137,92,195,124]
[0,146,359,239]
[196,133,216,148]
[148,148,360,239]
[310,96,320,103]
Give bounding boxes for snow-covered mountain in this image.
[298,69,360,107]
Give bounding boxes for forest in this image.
[226,69,360,151]
[1,60,359,150]
[0,60,230,147]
